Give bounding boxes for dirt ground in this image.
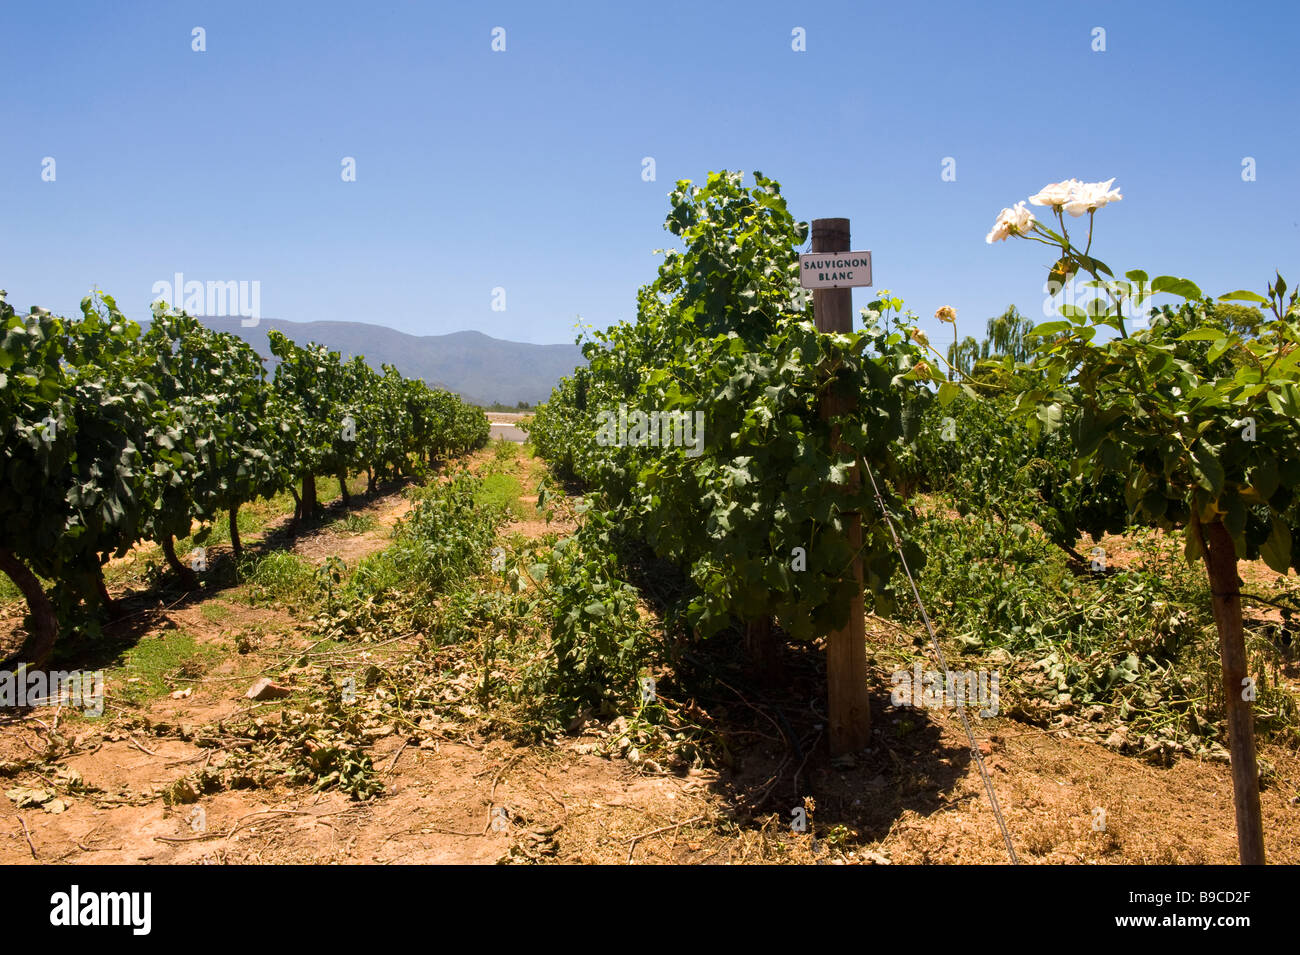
[2,453,1297,865]
[5,650,1295,865]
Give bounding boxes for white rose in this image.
[1062,178,1122,217]
[985,201,1036,244]
[986,214,1012,243]
[1028,179,1081,209]
[1008,201,1035,234]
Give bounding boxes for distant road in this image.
[487,413,529,443]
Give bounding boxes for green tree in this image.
[947,304,1036,377]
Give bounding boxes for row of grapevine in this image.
[0,291,489,666]
[530,171,935,643]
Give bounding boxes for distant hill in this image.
[161,317,585,406]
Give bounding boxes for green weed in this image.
[106,630,220,707]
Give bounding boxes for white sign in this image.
[799,251,872,289]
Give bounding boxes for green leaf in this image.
[1036,224,1067,245]
[1140,488,1168,518]
[1150,276,1204,300]
[1049,258,1075,289]
[1260,517,1292,574]
[1125,269,1149,283]
[1030,321,1071,337]
[1207,337,1234,364]
[1083,256,1114,278]
[1036,402,1062,432]
[937,381,960,407]
[1218,290,1269,304]
[1189,444,1225,494]
[1177,327,1227,342]
[1252,457,1280,500]
[1074,407,1121,457]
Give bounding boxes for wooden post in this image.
[1202,519,1266,864]
[811,218,871,755]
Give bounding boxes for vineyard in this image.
[1,172,1298,866]
[0,293,490,665]
[526,171,1300,863]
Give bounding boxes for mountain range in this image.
[170,317,585,407]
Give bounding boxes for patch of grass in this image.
[348,551,404,595]
[472,444,563,524]
[244,552,318,609]
[86,491,304,597]
[199,601,236,624]
[332,512,378,535]
[476,471,527,521]
[106,630,221,706]
[0,573,21,605]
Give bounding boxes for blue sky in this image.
[2,0,1297,348]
